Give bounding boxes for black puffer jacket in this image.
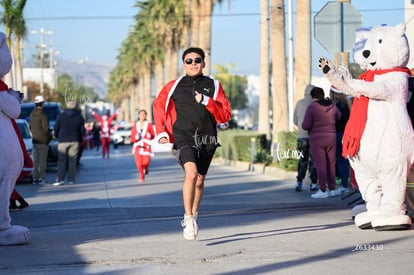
[54,108,85,143]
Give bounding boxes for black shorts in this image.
[176,146,216,175]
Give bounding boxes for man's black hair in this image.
[310,87,325,100]
[182,47,205,61]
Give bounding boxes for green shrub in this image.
[273,131,299,171]
[216,129,299,172]
[216,129,266,162]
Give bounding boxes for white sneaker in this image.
[335,186,349,195]
[193,213,199,238]
[311,190,329,199]
[181,214,196,240]
[328,190,337,197]
[53,181,64,186]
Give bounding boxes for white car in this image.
[111,123,133,148]
[16,119,33,156]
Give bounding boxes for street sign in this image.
[314,1,362,53]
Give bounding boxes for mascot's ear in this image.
[395,22,406,36]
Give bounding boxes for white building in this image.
[23,67,57,89]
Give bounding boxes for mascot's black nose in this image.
[362,50,370,58]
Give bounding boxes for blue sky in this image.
[4,0,406,76]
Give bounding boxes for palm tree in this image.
[197,0,225,75]
[258,0,271,142]
[294,0,311,105]
[198,0,213,75]
[191,0,201,47]
[13,0,26,92]
[270,0,288,146]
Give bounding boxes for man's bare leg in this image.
[183,162,198,216]
[192,174,205,215]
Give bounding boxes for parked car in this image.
[16,119,33,156]
[111,123,133,148]
[16,119,33,183]
[19,102,62,167]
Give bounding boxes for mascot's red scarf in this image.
[0,79,33,181]
[342,67,411,158]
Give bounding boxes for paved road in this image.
[2,146,413,274]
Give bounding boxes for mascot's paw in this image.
[0,225,31,245]
[351,204,367,220]
[318,57,335,74]
[372,215,412,231]
[355,212,374,229]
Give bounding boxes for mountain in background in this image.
[56,58,113,99]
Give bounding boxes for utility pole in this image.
[31,28,53,95]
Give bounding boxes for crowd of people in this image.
[5,45,414,246]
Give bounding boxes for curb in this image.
[212,157,296,180]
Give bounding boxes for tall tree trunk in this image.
[294,0,311,105]
[4,34,13,87]
[155,61,164,96]
[130,82,138,123]
[15,37,23,92]
[138,75,145,112]
[258,0,271,141]
[199,0,213,75]
[143,69,152,122]
[191,0,201,47]
[164,48,173,82]
[181,0,192,50]
[171,47,179,79]
[271,0,288,145]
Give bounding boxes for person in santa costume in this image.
[130,109,155,182]
[0,31,31,245]
[89,109,118,158]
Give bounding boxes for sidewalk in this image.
[2,147,413,274]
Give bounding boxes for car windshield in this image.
[20,106,60,121]
[19,106,34,121]
[17,122,31,139]
[119,125,132,131]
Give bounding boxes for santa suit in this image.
[131,121,155,181]
[92,112,117,158]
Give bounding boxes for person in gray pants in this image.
[53,100,85,185]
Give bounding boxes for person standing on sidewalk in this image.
[153,47,231,240]
[131,109,155,183]
[329,86,351,195]
[293,84,318,192]
[302,86,341,199]
[89,109,118,158]
[53,100,85,185]
[29,95,51,184]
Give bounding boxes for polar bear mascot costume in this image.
[0,32,30,245]
[319,23,414,231]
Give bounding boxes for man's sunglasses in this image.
[185,57,203,65]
